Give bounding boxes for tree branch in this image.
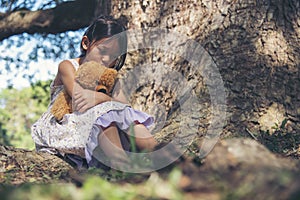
[0,0,110,41]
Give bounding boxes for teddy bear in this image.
[50,61,118,121]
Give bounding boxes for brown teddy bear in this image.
[50,61,118,121]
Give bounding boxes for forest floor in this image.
[0,130,299,200]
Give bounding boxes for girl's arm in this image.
[73,83,112,112]
[58,60,111,113]
[111,80,129,104]
[58,60,76,97]
[75,79,129,112]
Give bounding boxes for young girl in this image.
[31,16,157,169]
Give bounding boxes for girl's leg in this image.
[128,123,158,151]
[98,124,129,168]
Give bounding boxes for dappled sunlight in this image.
[0,59,57,89]
[258,102,285,134]
[255,30,291,68]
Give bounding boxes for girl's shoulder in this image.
[52,58,80,88]
[67,58,80,70]
[59,59,80,71]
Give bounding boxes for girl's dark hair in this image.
[80,15,127,71]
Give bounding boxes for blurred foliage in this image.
[0,0,66,12]
[0,168,183,200]
[0,0,38,12]
[1,31,83,87]
[0,0,84,88]
[0,80,51,149]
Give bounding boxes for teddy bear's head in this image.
[75,61,118,94]
[50,61,118,121]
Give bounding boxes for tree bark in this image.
[110,0,300,144]
[0,0,110,41]
[0,145,73,185]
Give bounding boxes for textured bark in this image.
[179,138,300,200]
[110,0,300,149]
[0,0,110,41]
[0,145,73,185]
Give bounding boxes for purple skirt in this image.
[84,106,154,167]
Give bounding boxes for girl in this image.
[31,16,157,169]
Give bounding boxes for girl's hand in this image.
[111,80,129,104]
[73,83,97,113]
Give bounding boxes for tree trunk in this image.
[110,0,300,146]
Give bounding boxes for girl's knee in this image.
[133,122,148,130]
[101,123,117,132]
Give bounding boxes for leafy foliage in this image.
[0,0,85,87]
[0,168,183,200]
[0,30,83,87]
[0,80,51,149]
[0,0,63,12]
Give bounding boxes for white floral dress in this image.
[31,59,154,166]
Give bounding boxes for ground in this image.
[0,137,299,200]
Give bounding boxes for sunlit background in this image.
[0,0,84,89]
[0,31,84,89]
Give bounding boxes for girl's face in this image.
[82,37,120,68]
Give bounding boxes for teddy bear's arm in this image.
[50,91,72,121]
